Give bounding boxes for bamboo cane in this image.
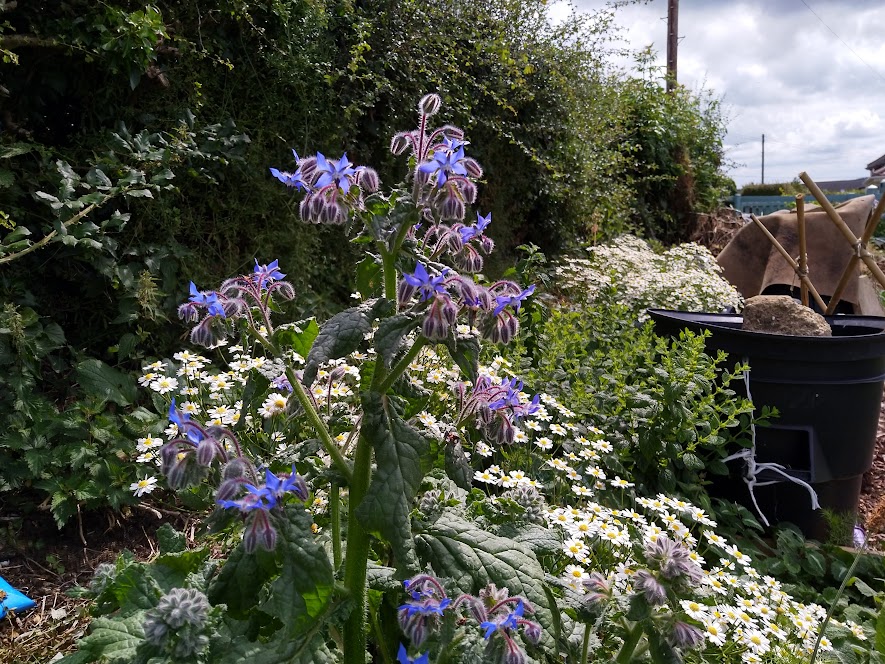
[749,213,828,311]
[799,172,885,291]
[796,194,809,307]
[825,195,885,314]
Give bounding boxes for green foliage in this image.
[740,182,791,196]
[607,51,734,243]
[507,291,756,502]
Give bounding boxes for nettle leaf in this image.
[260,507,334,638]
[356,391,433,572]
[75,359,138,406]
[439,335,480,383]
[303,299,393,385]
[274,319,319,358]
[415,511,555,651]
[374,312,421,367]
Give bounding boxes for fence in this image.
[727,192,869,217]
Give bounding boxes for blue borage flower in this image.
[217,465,308,512]
[458,211,492,244]
[397,575,451,648]
[417,137,468,187]
[455,376,540,445]
[253,259,286,290]
[493,284,535,317]
[396,644,429,664]
[188,282,226,318]
[452,589,541,662]
[402,262,450,302]
[314,152,357,194]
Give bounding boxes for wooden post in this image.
[796,195,808,307]
[799,172,885,292]
[666,0,678,92]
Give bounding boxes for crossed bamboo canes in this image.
[746,173,885,314]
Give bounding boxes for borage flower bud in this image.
[357,167,380,192]
[634,569,667,606]
[298,156,318,183]
[195,437,220,466]
[398,278,417,308]
[463,157,483,179]
[480,235,495,255]
[502,640,527,664]
[491,415,515,445]
[190,315,228,348]
[439,125,465,142]
[459,179,477,205]
[422,296,454,341]
[216,478,242,502]
[418,93,442,117]
[522,620,542,645]
[244,510,277,553]
[177,301,200,323]
[391,132,411,156]
[456,245,484,273]
[484,311,519,345]
[668,621,704,650]
[434,185,465,221]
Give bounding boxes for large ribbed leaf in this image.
[356,391,432,572]
[416,511,555,651]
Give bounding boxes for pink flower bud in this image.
[418,93,442,117]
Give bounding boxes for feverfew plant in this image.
[555,235,742,320]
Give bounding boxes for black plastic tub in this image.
[649,309,885,540]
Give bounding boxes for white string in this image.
[722,361,821,527]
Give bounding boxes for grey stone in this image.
[741,295,832,336]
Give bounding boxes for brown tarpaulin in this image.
[717,195,876,309]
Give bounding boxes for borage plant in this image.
[64,95,551,664]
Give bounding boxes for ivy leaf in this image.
[74,359,138,406]
[415,511,555,651]
[303,299,393,386]
[260,507,334,638]
[438,335,480,383]
[374,312,421,367]
[356,391,432,572]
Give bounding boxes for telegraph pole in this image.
[761,134,765,184]
[666,0,679,92]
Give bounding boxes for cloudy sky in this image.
[550,0,885,187]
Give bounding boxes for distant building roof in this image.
[814,177,867,192]
[867,153,885,172]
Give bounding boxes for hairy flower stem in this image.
[331,483,342,569]
[581,623,591,664]
[615,623,643,664]
[285,366,353,484]
[342,428,373,664]
[380,209,420,304]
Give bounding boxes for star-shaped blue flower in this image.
[417,142,468,187]
[396,644,429,664]
[253,259,286,289]
[403,262,449,301]
[189,282,226,317]
[314,152,357,194]
[493,285,535,316]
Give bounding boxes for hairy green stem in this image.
[285,366,353,485]
[331,483,341,569]
[342,428,373,664]
[376,336,427,394]
[581,623,591,664]
[615,623,643,664]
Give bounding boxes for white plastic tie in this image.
[722,362,820,527]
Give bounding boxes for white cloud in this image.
[557,0,885,186]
